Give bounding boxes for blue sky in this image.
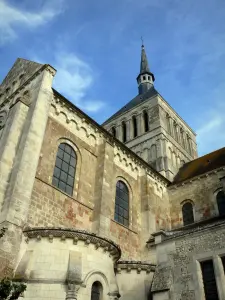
[0,0,225,156]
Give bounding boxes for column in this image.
[92,140,115,237]
[169,117,174,137]
[137,113,142,136]
[125,119,131,141]
[0,66,56,276]
[116,124,122,141]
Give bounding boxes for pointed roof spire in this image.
[140,42,150,73]
[137,41,155,94]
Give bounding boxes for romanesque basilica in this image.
[0,45,225,300]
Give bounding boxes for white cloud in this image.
[196,101,225,156]
[51,51,104,113]
[0,0,64,45]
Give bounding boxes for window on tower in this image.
[122,121,127,142]
[132,116,137,138]
[143,110,149,132]
[143,76,146,80]
[111,126,116,138]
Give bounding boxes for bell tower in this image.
[103,44,197,181]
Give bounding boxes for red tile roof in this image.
[172,147,225,184]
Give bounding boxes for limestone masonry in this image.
[0,46,225,300]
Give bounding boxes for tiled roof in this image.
[103,85,159,124]
[172,147,225,184]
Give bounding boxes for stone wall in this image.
[25,93,169,263]
[15,228,120,300]
[151,220,225,300]
[168,170,224,229]
[0,60,56,276]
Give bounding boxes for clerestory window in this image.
[114,180,129,226]
[52,143,76,196]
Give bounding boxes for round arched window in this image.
[91,282,102,300]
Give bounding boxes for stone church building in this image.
[0,45,225,300]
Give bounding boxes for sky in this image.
[0,0,225,156]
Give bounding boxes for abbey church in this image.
[0,45,225,300]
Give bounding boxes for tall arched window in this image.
[122,121,127,142]
[91,282,102,300]
[132,116,137,138]
[114,180,129,226]
[52,143,76,196]
[217,191,225,216]
[182,202,194,226]
[111,126,116,138]
[143,110,149,132]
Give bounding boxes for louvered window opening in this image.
[200,260,219,300]
[133,116,137,138]
[122,122,127,142]
[182,202,194,226]
[52,143,76,196]
[114,181,129,226]
[143,111,149,132]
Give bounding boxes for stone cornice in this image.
[23,227,121,262]
[115,260,155,274]
[148,215,225,245]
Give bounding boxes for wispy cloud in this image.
[196,100,225,155]
[53,52,104,113]
[33,50,105,113]
[0,0,64,45]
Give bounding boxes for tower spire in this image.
[140,40,150,73]
[137,42,155,94]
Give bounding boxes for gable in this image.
[0,58,43,89]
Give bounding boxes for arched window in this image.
[122,121,127,142]
[132,116,137,138]
[52,143,76,196]
[182,202,194,226]
[111,126,116,138]
[91,282,102,300]
[217,191,225,216]
[114,180,129,226]
[143,110,149,132]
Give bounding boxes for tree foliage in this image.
[0,278,26,300]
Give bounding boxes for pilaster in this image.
[92,140,115,237]
[0,66,56,276]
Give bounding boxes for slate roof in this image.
[140,44,150,73]
[103,85,159,124]
[172,147,225,184]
